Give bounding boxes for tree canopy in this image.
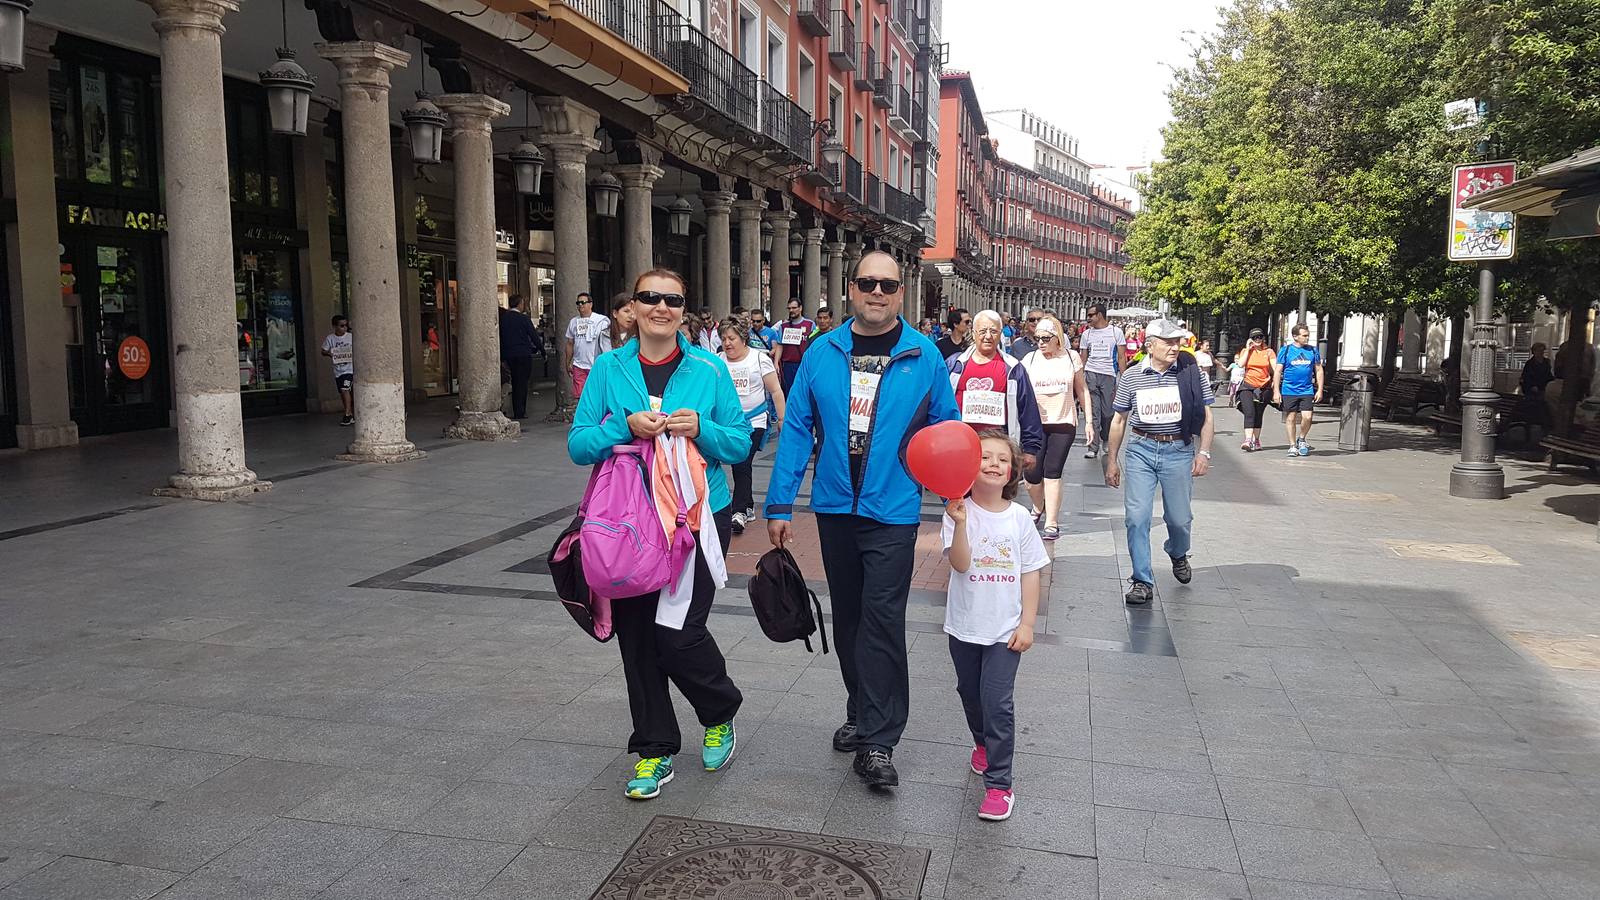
[1129,0,1600,320]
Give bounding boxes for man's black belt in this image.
[1131,428,1182,442]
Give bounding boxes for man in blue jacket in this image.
[765,250,960,789]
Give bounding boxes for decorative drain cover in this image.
[1319,490,1399,502]
[1382,540,1517,566]
[590,816,929,899]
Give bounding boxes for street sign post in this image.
[1449,162,1518,261]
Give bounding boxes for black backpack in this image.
[747,547,829,654]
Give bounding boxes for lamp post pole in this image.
[1449,263,1505,499]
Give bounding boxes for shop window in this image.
[48,49,156,192]
[223,84,293,214]
[324,120,346,233]
[234,249,299,393]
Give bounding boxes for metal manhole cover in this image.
[1509,632,1600,671]
[1382,540,1518,566]
[1319,490,1399,502]
[591,816,929,899]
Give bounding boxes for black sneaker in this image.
[1125,580,1154,606]
[832,722,859,752]
[1171,555,1193,584]
[853,748,899,788]
[339,415,353,427]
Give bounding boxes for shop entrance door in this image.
[65,237,168,435]
[416,252,458,397]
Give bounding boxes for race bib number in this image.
[331,345,352,366]
[575,322,590,339]
[1135,385,1182,425]
[962,389,1006,425]
[730,370,754,394]
[781,327,805,346]
[649,395,663,414]
[849,371,880,433]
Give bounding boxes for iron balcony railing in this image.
[760,82,812,162]
[890,84,914,130]
[865,173,884,212]
[1112,250,1132,266]
[798,0,830,36]
[563,0,665,60]
[855,44,877,90]
[656,13,759,132]
[829,6,856,69]
[910,99,927,140]
[883,183,924,225]
[844,153,865,203]
[873,66,894,108]
[1004,264,1031,281]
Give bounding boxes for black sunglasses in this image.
[633,291,687,308]
[852,277,902,294]
[1026,316,1042,323]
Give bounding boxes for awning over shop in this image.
[1465,146,1600,240]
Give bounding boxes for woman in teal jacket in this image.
[567,267,749,801]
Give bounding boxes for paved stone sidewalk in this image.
[1,408,1598,898]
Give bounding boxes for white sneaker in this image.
[731,512,748,534]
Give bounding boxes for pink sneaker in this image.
[969,745,987,775]
[977,788,1014,821]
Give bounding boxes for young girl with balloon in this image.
[940,429,1050,824]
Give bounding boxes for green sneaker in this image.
[626,756,674,800]
[702,721,737,771]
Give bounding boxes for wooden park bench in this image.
[1542,428,1600,473]
[1374,378,1444,422]
[1428,394,1535,445]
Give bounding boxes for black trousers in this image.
[1086,371,1117,450]
[505,355,534,419]
[1237,385,1270,431]
[729,428,766,514]
[815,513,919,752]
[1026,423,1078,484]
[612,507,741,758]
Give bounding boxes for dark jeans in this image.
[612,507,741,757]
[1237,385,1269,431]
[729,428,766,514]
[815,513,919,752]
[781,360,801,397]
[504,355,534,419]
[1086,371,1117,450]
[949,636,1021,790]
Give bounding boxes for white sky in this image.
[941,0,1225,172]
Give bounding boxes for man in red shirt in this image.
[772,298,816,396]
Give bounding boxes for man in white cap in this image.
[1103,318,1215,606]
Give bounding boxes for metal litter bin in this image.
[1339,372,1376,451]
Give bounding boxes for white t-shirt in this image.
[942,500,1051,645]
[1081,325,1122,376]
[322,332,353,376]
[1023,350,1081,426]
[1195,351,1214,371]
[565,313,611,369]
[720,349,777,428]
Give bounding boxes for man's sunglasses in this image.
[1026,316,1042,323]
[852,277,902,294]
[633,291,687,308]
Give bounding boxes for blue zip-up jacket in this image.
[567,333,751,514]
[764,316,959,525]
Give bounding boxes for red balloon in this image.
[906,420,982,500]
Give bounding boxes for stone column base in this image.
[16,422,80,450]
[336,441,426,464]
[155,470,272,501]
[443,410,521,441]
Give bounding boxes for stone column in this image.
[1,23,77,449]
[735,199,767,313]
[437,93,519,441]
[294,100,341,414]
[1401,308,1423,373]
[615,163,664,288]
[538,97,602,421]
[702,191,735,320]
[801,228,825,317]
[843,243,863,316]
[766,210,794,319]
[146,0,267,497]
[319,41,422,463]
[826,240,846,311]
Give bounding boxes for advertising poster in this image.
[1449,162,1517,261]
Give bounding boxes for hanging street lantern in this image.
[760,220,774,254]
[0,0,34,73]
[918,211,935,239]
[591,171,621,218]
[789,229,804,259]
[510,140,544,195]
[402,92,448,165]
[259,49,315,136]
[668,196,692,237]
[820,133,846,171]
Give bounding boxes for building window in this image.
[798,51,816,114]
[828,82,843,128]
[738,4,760,71]
[766,23,786,88]
[48,50,157,192]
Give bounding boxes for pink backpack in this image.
[579,439,688,600]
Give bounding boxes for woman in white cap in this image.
[1020,315,1093,540]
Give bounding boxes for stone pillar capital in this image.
[23,21,58,57]
[613,165,665,190]
[804,228,826,246]
[533,96,601,143]
[826,240,846,254]
[733,199,767,222]
[702,191,737,214]
[316,42,411,87]
[434,93,511,133]
[541,133,600,167]
[764,209,797,226]
[144,0,239,35]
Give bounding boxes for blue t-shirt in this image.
[1277,344,1321,396]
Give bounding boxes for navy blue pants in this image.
[949,636,1021,790]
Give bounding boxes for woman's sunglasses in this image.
[633,291,687,308]
[852,277,902,294]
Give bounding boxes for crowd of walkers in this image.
[564,265,1224,821]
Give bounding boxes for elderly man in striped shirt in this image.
[1104,319,1216,606]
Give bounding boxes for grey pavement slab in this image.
[4,412,1600,897]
